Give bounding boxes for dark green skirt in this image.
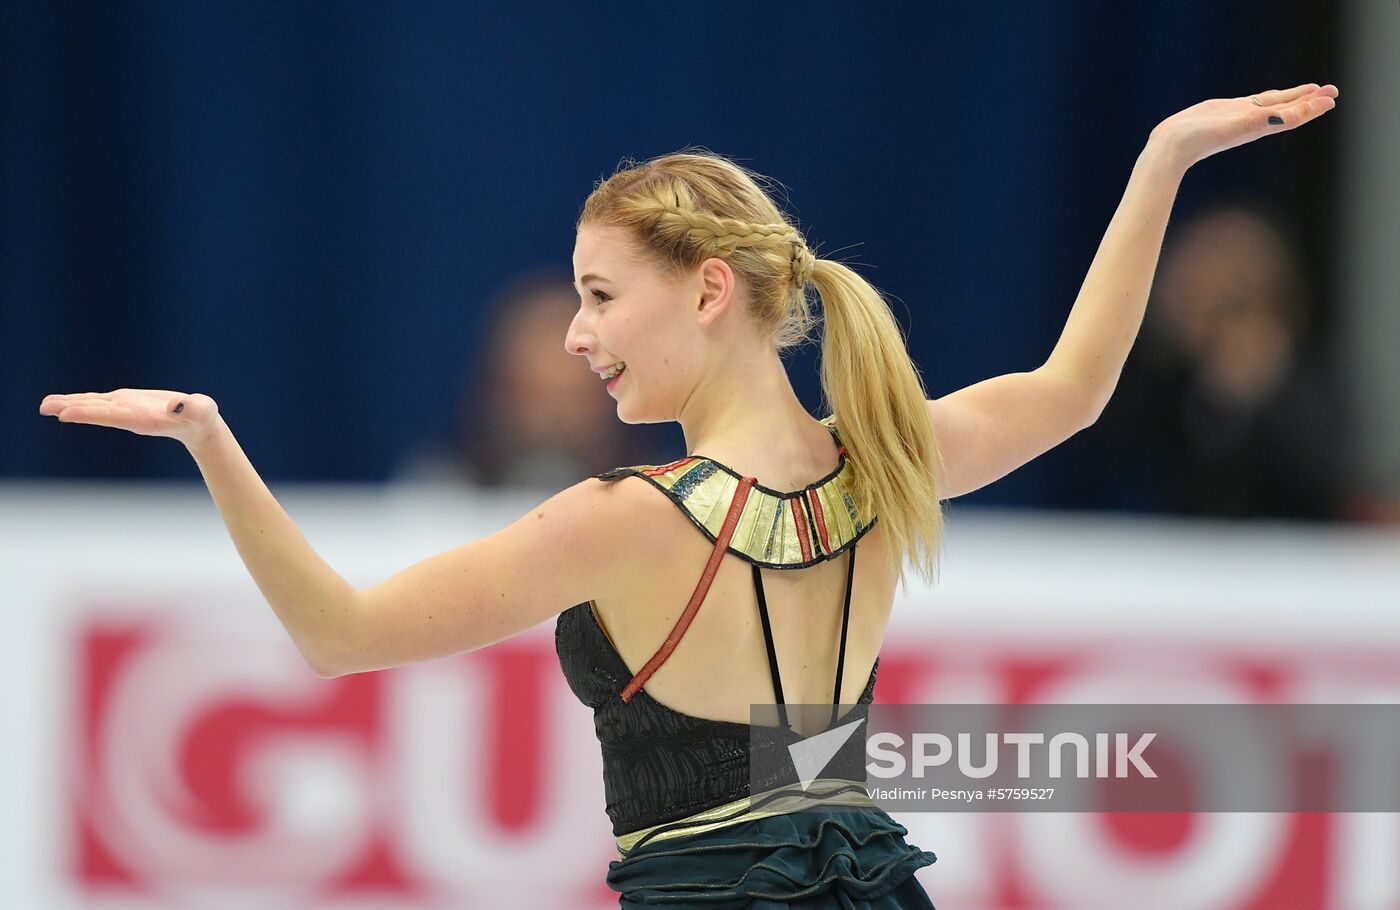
[605,804,937,908]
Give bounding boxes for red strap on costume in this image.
[619,475,757,704]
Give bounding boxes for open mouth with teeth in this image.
[601,363,627,380]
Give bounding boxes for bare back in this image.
[587,426,897,734]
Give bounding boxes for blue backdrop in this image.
[5,1,1338,508]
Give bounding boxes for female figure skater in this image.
[40,83,1337,907]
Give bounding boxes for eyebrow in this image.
[574,272,611,291]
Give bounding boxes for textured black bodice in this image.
[553,417,880,837]
[555,600,879,837]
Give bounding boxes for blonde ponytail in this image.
[809,257,946,589]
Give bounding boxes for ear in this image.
[694,256,737,327]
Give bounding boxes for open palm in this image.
[1151,82,1339,170]
[39,389,220,447]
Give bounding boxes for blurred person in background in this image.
[392,267,666,490]
[1081,201,1360,521]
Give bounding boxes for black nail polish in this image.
[173,402,184,414]
[1268,115,1284,125]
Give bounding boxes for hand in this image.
[1149,83,1339,171]
[40,388,222,448]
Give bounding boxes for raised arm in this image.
[40,389,640,678]
[928,83,1338,500]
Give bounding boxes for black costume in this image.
[555,417,937,907]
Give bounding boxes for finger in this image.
[55,404,133,424]
[41,395,110,414]
[42,399,78,415]
[44,393,109,402]
[1266,93,1337,129]
[1249,83,1319,106]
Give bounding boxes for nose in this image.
[564,306,593,357]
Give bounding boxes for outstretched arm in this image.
[40,393,360,675]
[40,390,634,677]
[928,83,1338,500]
[184,414,365,674]
[185,417,642,677]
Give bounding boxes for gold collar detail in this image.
[594,418,875,569]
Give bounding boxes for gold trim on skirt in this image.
[615,777,874,857]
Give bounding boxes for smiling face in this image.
[566,223,716,424]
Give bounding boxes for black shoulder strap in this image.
[831,539,857,728]
[750,537,859,732]
[751,563,788,729]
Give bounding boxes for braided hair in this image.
[577,148,947,589]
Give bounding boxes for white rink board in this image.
[2,481,1397,909]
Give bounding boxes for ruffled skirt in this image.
[605,803,937,908]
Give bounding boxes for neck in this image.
[678,345,833,479]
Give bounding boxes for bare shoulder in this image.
[335,471,674,676]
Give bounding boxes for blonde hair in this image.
[579,148,946,589]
